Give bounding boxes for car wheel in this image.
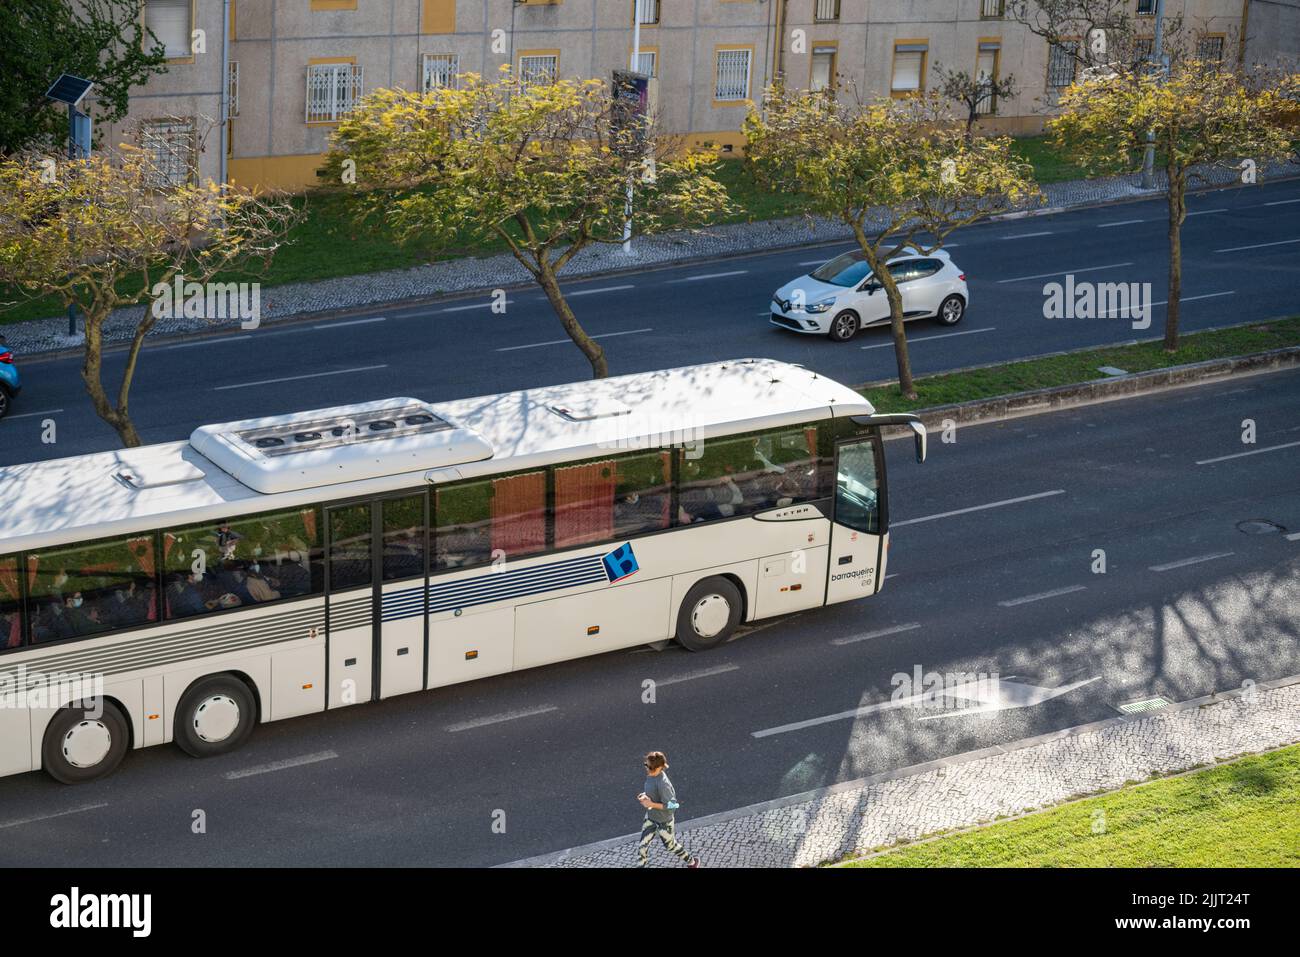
[174,675,257,758]
[936,295,965,326]
[0,387,9,420]
[675,577,744,652]
[827,311,860,342]
[42,701,131,784]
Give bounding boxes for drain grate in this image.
[1117,696,1171,715]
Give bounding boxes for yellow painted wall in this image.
[421,0,455,34]
[228,153,329,191]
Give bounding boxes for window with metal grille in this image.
[715,48,751,101]
[635,0,659,25]
[1135,37,1155,60]
[975,47,999,114]
[1046,41,1078,90]
[815,0,840,22]
[423,53,460,91]
[140,119,195,188]
[306,62,363,123]
[1137,0,1155,14]
[143,0,192,58]
[633,51,656,77]
[519,54,558,88]
[1197,35,1224,64]
[981,0,1005,18]
[228,61,239,117]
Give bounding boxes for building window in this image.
[975,43,1000,114]
[1197,35,1225,65]
[228,61,240,117]
[423,53,460,90]
[143,0,193,59]
[1134,37,1155,61]
[891,43,928,95]
[633,50,657,77]
[1047,40,1078,91]
[519,53,559,88]
[715,48,752,102]
[1137,0,1156,14]
[814,0,840,22]
[810,45,837,92]
[635,0,660,25]
[140,119,196,187]
[306,61,363,123]
[981,0,1005,18]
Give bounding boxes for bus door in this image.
[826,435,886,604]
[326,495,428,706]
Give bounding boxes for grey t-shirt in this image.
[644,772,678,824]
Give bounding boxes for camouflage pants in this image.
[637,816,691,867]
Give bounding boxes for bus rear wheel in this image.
[42,701,130,785]
[675,577,743,651]
[174,675,257,758]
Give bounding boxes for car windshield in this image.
[810,252,872,288]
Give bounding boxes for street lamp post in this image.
[1140,0,1168,190]
[621,3,644,255]
[46,74,94,338]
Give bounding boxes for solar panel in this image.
[45,74,94,107]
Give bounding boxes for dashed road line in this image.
[997,261,1134,284]
[892,489,1065,528]
[1001,231,1053,240]
[0,803,109,830]
[831,622,922,645]
[156,334,253,351]
[656,663,740,687]
[668,270,749,283]
[998,584,1087,607]
[1097,219,1146,228]
[1186,208,1227,216]
[860,327,995,349]
[1149,551,1235,572]
[213,365,387,390]
[224,750,339,780]
[1214,238,1300,253]
[440,299,516,313]
[1196,440,1300,465]
[495,328,652,352]
[446,705,558,732]
[0,408,64,421]
[562,284,636,297]
[318,316,386,329]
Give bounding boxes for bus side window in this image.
[0,555,22,649]
[381,494,427,582]
[27,535,158,641]
[435,470,546,571]
[834,439,881,534]
[555,451,671,548]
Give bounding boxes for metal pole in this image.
[220,0,231,186]
[67,104,77,337]
[1140,0,1167,189]
[621,3,644,255]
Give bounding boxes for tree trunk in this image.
[80,312,144,448]
[536,257,608,379]
[880,271,917,400]
[1163,167,1187,353]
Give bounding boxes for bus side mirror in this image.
[909,421,927,463]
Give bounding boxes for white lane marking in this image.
[212,365,387,391]
[0,802,109,830]
[1186,208,1228,216]
[1263,199,1300,207]
[1196,440,1300,465]
[563,284,636,297]
[446,705,558,732]
[440,299,516,313]
[800,259,829,266]
[1097,219,1146,228]
[1285,532,1300,541]
[224,750,338,780]
[667,270,748,283]
[1095,290,1234,318]
[656,663,740,687]
[156,334,253,351]
[318,316,386,329]
[1214,238,1300,253]
[997,584,1088,607]
[495,327,652,352]
[997,261,1134,284]
[830,622,922,645]
[892,489,1066,528]
[1149,551,1235,573]
[860,327,996,350]
[1001,231,1053,240]
[1,407,64,421]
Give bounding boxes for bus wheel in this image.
[175,675,256,759]
[675,577,743,652]
[42,701,130,785]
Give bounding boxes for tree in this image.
[0,128,300,447]
[1048,62,1298,351]
[933,63,1020,141]
[744,88,1039,399]
[323,69,731,379]
[0,0,168,155]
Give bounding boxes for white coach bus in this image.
[0,359,925,783]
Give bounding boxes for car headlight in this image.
[804,299,836,314]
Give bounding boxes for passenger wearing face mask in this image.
[244,562,281,603]
[63,592,105,637]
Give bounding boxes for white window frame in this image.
[890,45,927,95]
[635,0,660,25]
[143,0,193,59]
[714,48,752,102]
[422,53,460,91]
[633,50,657,78]
[814,0,840,22]
[306,62,364,124]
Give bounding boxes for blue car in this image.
[0,336,21,420]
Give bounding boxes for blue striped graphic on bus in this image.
[602,543,639,583]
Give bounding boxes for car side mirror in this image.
[862,281,880,294]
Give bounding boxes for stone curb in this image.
[498,672,1300,868]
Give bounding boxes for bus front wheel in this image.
[675,577,743,652]
[174,675,257,759]
[42,700,131,785]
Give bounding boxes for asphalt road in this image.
[1,176,1298,465]
[1,367,1296,866]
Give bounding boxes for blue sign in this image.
[602,543,639,583]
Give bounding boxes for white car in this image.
[770,249,969,342]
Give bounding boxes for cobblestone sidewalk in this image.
[504,676,1300,868]
[3,160,1294,357]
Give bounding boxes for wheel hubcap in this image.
[834,316,854,338]
[691,594,731,639]
[943,300,961,321]
[62,720,112,769]
[193,694,241,743]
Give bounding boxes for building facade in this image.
[101,0,1258,192]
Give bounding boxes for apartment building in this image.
[102,1,1255,192]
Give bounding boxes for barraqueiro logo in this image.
[602,543,639,583]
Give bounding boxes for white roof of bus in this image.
[0,358,874,553]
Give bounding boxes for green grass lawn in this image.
[840,742,1300,867]
[860,316,1300,412]
[1008,134,1096,184]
